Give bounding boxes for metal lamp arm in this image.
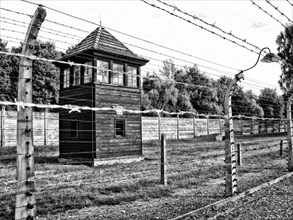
[242,47,271,72]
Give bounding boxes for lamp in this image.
[241,47,281,73]
[261,52,282,63]
[224,46,281,197]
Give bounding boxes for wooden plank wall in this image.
[142,117,225,141]
[95,85,142,158]
[179,118,193,139]
[142,117,159,140]
[0,109,287,146]
[59,85,94,158]
[1,110,59,147]
[161,117,178,139]
[142,117,285,141]
[194,118,208,136]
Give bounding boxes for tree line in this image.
[142,59,283,118]
[0,23,292,117]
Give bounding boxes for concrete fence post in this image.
[193,114,196,138]
[236,143,242,166]
[158,113,161,140]
[207,116,210,136]
[177,114,179,140]
[161,133,167,186]
[1,106,5,147]
[240,118,243,135]
[15,6,46,219]
[44,109,48,146]
[287,95,293,171]
[280,140,283,156]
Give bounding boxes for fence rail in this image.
[0,109,288,146]
[0,108,59,147]
[142,116,287,141]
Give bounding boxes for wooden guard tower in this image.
[55,27,149,165]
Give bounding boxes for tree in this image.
[142,60,194,114]
[276,24,293,95]
[258,88,283,118]
[215,76,263,117]
[214,75,232,112]
[142,74,182,113]
[159,58,177,80]
[0,39,19,103]
[0,40,12,101]
[0,39,62,106]
[175,65,221,114]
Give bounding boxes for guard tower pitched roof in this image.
[61,27,148,63]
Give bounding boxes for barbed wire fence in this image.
[0,1,293,219]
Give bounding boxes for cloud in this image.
[251,22,267,28]
[153,13,163,18]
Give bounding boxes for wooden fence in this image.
[0,108,59,147]
[0,109,287,145]
[142,116,287,141]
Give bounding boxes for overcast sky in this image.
[1,0,292,94]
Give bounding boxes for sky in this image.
[0,0,292,95]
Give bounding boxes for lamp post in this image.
[224,47,281,197]
[287,94,293,171]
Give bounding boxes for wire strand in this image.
[140,0,259,54]
[156,0,261,51]
[250,0,287,28]
[265,0,293,23]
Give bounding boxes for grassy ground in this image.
[0,135,288,220]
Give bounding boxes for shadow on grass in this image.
[0,145,60,165]
[35,156,59,164]
[36,179,173,216]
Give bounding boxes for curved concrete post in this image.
[287,95,293,171]
[224,72,244,196]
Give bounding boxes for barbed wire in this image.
[140,0,259,55]
[250,0,287,28]
[265,0,293,23]
[285,0,293,7]
[1,7,283,91]
[18,0,242,72]
[1,142,283,187]
[1,16,242,81]
[0,16,83,40]
[1,49,282,109]
[0,7,32,18]
[156,0,261,51]
[1,27,75,46]
[1,20,238,84]
[0,1,286,99]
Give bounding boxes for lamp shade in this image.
[260,53,281,63]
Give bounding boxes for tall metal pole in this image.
[15,6,46,220]
[223,47,279,196]
[287,94,293,171]
[224,72,244,196]
[1,105,4,147]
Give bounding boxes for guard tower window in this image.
[115,119,125,138]
[127,66,137,87]
[71,121,79,138]
[73,66,81,85]
[63,68,70,88]
[97,60,109,83]
[112,63,124,85]
[84,61,93,83]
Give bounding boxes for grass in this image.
[0,134,288,220]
